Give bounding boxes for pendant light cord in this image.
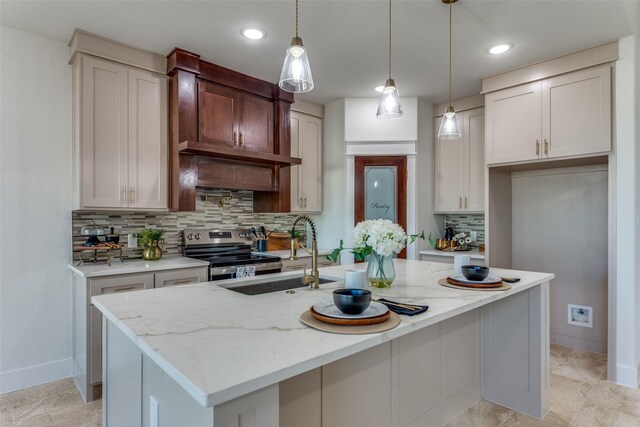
[295,0,299,37]
[448,0,453,106]
[388,0,392,79]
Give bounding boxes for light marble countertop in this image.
[68,256,209,278]
[92,260,553,408]
[419,249,485,260]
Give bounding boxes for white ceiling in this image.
[1,1,637,105]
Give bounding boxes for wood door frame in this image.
[355,156,407,259]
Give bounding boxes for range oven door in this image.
[209,261,282,281]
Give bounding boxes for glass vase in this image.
[366,252,396,288]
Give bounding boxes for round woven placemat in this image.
[300,310,401,334]
[438,278,511,291]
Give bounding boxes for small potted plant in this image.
[135,228,166,260]
[453,232,472,250]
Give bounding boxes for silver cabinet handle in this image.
[121,187,126,205]
[459,197,462,209]
[129,187,135,205]
[464,196,468,208]
[544,138,549,155]
[299,197,303,208]
[536,139,540,156]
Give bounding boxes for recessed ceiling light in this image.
[374,85,385,93]
[242,27,266,40]
[488,43,512,55]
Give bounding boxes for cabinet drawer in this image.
[89,273,154,297]
[154,267,208,288]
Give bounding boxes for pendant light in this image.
[376,0,403,119]
[438,0,461,139]
[279,0,314,93]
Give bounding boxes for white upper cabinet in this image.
[435,107,485,213]
[485,83,541,165]
[127,69,168,209]
[74,55,167,210]
[542,66,611,159]
[485,64,611,166]
[291,111,323,213]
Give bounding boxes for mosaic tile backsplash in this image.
[444,214,485,244]
[72,188,304,262]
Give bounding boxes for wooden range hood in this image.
[167,48,301,212]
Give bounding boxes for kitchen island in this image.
[93,260,552,427]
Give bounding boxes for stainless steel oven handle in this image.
[210,261,283,277]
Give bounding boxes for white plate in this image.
[313,301,389,319]
[450,275,502,285]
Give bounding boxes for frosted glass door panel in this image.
[365,166,397,222]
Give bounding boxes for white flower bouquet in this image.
[329,219,424,288]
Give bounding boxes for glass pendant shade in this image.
[438,106,461,139]
[279,37,314,93]
[376,79,403,119]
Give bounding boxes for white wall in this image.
[0,26,73,392]
[614,33,640,388]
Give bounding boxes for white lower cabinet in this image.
[279,310,481,427]
[72,265,208,402]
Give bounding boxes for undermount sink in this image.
[221,277,336,295]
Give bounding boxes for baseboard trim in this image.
[550,334,606,354]
[0,358,73,393]
[615,362,640,389]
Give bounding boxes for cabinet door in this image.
[486,82,542,165]
[434,115,465,213]
[290,113,303,211]
[464,107,485,212]
[542,65,611,159]
[292,112,323,213]
[128,69,168,209]
[154,267,207,288]
[198,81,240,148]
[81,56,128,208]
[239,93,274,153]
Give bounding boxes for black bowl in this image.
[333,289,372,315]
[461,265,490,281]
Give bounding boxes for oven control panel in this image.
[182,229,253,246]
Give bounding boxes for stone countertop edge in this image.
[92,260,553,409]
[68,256,210,278]
[419,249,485,259]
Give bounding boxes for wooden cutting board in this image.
[438,278,511,291]
[446,276,503,288]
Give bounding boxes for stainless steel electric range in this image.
[182,229,282,281]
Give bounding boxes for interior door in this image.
[355,156,407,259]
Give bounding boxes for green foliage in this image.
[135,228,165,246]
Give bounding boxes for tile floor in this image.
[446,344,640,427]
[0,344,637,427]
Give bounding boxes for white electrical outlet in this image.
[150,396,159,427]
[470,231,477,242]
